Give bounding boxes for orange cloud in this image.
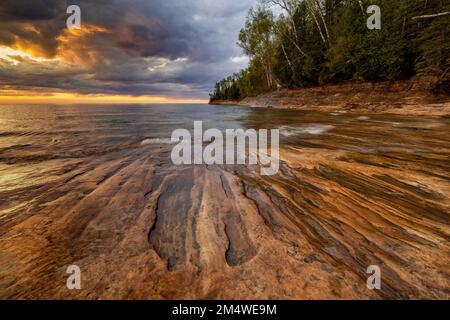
[56,24,110,65]
[9,40,54,59]
[1,24,109,64]
[0,46,58,65]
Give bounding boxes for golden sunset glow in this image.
[0,23,208,104]
[0,90,207,104]
[56,24,109,47]
[0,46,58,65]
[0,5,223,102]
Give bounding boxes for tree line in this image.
[210,0,449,101]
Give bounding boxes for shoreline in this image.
[210,79,450,117]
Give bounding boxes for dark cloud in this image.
[0,0,256,99]
[0,0,65,21]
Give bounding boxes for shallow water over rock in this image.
[0,104,448,299]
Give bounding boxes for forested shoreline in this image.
[210,0,449,102]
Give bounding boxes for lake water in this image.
[0,103,449,299]
[0,103,448,164]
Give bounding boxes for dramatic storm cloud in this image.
[0,0,255,100]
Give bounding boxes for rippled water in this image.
[0,104,250,163]
[1,103,449,185]
[1,103,448,161]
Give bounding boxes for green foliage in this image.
[210,74,241,100]
[415,2,450,77]
[210,0,450,101]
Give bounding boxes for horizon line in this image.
[0,91,209,105]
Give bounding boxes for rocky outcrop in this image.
[211,79,450,116]
[0,111,449,300]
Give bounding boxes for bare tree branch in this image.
[305,0,327,45]
[412,12,450,20]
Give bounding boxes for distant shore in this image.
[210,78,450,117]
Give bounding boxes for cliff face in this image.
[211,79,450,116]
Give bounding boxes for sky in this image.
[0,0,257,104]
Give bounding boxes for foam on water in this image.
[330,111,347,116]
[280,124,335,137]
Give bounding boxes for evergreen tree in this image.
[210,0,450,101]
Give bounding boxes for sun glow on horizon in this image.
[0,91,208,105]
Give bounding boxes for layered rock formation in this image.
[0,111,449,299]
